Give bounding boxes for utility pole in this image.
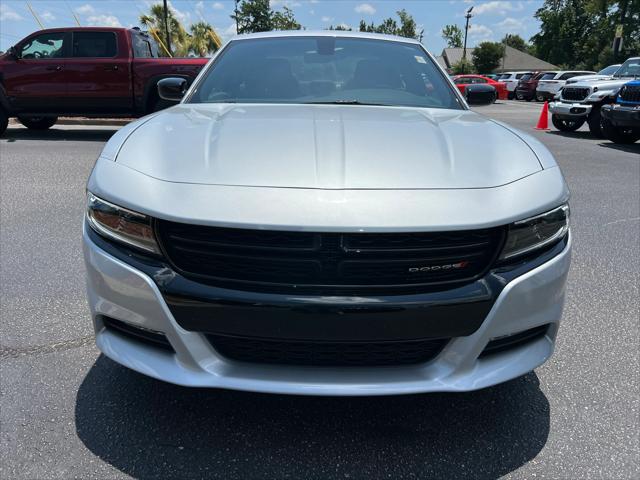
[462,6,473,74]
[163,0,171,55]
[235,0,240,34]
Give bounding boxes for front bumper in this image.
[549,101,593,118]
[83,224,571,396]
[601,103,640,128]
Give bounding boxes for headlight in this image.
[86,193,160,254]
[499,205,569,261]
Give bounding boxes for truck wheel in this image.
[601,117,640,144]
[536,93,545,102]
[586,106,605,138]
[0,109,8,137]
[552,115,585,132]
[515,91,524,100]
[18,116,58,130]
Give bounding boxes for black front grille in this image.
[207,335,449,366]
[620,84,640,103]
[156,221,504,294]
[562,87,590,101]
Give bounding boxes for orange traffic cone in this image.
[535,101,550,130]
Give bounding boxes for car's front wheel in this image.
[515,91,525,100]
[17,116,58,130]
[0,109,8,136]
[536,93,545,102]
[601,117,640,144]
[552,115,585,132]
[587,106,605,138]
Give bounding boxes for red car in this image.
[0,27,209,135]
[452,75,508,101]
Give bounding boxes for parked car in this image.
[535,70,595,102]
[549,57,640,136]
[601,80,640,144]
[498,71,532,99]
[0,27,209,135]
[452,74,508,101]
[483,73,500,81]
[515,71,556,101]
[565,64,622,85]
[84,31,571,395]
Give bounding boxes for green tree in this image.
[471,42,504,73]
[272,6,302,31]
[231,0,302,34]
[501,34,529,52]
[442,24,463,48]
[531,0,639,70]
[357,10,420,39]
[189,22,220,56]
[328,24,353,31]
[451,59,475,75]
[139,3,189,56]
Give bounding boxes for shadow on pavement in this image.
[546,130,594,140]
[598,141,640,155]
[2,126,117,143]
[76,355,550,479]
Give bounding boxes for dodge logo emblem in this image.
[409,261,469,273]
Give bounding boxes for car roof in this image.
[230,30,422,45]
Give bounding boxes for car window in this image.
[519,73,533,81]
[499,74,511,80]
[20,32,67,59]
[132,34,155,58]
[598,65,620,75]
[72,32,117,58]
[559,72,577,80]
[515,73,528,79]
[540,73,556,80]
[471,77,487,84]
[454,77,469,84]
[189,37,463,110]
[614,59,640,78]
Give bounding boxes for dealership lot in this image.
[1,102,638,479]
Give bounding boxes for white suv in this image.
[498,71,532,99]
[536,71,595,101]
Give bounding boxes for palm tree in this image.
[139,4,189,57]
[189,22,221,57]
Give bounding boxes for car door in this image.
[64,30,132,113]
[2,31,69,112]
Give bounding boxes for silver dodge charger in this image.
[83,31,571,395]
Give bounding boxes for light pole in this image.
[462,6,473,73]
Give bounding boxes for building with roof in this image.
[438,45,558,73]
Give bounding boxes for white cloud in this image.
[212,2,225,9]
[87,14,122,27]
[41,11,56,22]
[321,16,334,23]
[0,4,23,21]
[473,1,524,16]
[271,0,302,7]
[495,17,525,31]
[75,4,95,15]
[468,24,494,39]
[195,1,204,10]
[355,3,376,15]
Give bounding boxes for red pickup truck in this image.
[0,27,209,135]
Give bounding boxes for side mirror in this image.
[157,77,188,102]
[7,46,21,60]
[465,84,496,105]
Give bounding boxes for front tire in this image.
[17,116,58,130]
[0,109,8,137]
[515,91,525,100]
[587,106,605,138]
[552,114,585,132]
[536,93,545,102]
[601,117,640,144]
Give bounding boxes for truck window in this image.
[133,34,155,58]
[72,32,117,58]
[20,32,67,59]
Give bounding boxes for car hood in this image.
[568,77,631,89]
[115,104,542,190]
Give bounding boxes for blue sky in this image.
[0,1,544,54]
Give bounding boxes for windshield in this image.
[188,37,462,109]
[540,73,556,80]
[519,73,533,81]
[614,59,640,78]
[598,64,620,75]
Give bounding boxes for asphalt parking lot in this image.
[1,101,638,479]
